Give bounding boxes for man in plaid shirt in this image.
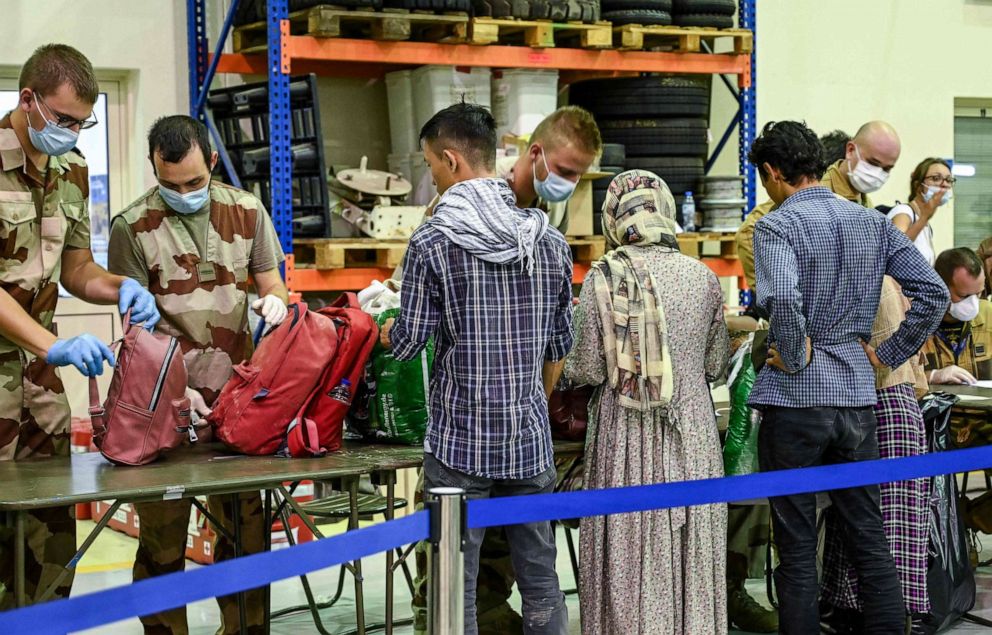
[382,103,573,635]
[747,121,948,634]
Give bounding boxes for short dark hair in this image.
[935,247,983,286]
[419,102,496,171]
[747,121,826,186]
[819,129,850,166]
[148,115,211,168]
[19,44,99,104]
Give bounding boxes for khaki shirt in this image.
[108,182,284,403]
[873,276,928,396]
[0,115,90,355]
[923,299,992,381]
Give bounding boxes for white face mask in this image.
[532,149,578,203]
[949,294,980,322]
[923,185,953,206]
[846,145,890,194]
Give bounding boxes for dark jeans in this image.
[758,406,905,634]
[423,453,568,635]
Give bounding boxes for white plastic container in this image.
[412,66,492,131]
[386,70,419,155]
[492,69,560,141]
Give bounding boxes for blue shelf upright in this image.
[739,0,757,212]
[266,0,294,257]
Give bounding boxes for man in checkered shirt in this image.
[746,120,948,634]
[382,103,573,635]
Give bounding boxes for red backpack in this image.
[289,293,378,456]
[209,296,377,457]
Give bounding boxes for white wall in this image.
[0,0,188,202]
[711,0,992,254]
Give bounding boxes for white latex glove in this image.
[929,365,977,385]
[251,294,288,326]
[185,387,212,419]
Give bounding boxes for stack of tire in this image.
[600,0,673,26]
[471,0,599,21]
[592,143,627,235]
[698,175,745,231]
[671,0,737,29]
[570,75,710,226]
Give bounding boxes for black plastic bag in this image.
[916,392,975,634]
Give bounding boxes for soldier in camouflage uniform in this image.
[109,115,288,635]
[0,44,160,609]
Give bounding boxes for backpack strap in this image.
[331,292,360,310]
[88,377,106,443]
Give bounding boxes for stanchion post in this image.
[427,487,465,635]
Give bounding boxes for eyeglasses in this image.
[924,174,956,186]
[36,95,99,130]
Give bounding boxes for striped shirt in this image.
[749,187,948,409]
[390,217,574,479]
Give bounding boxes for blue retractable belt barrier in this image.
[467,445,992,529]
[0,510,429,635]
[5,445,992,633]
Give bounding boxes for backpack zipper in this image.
[149,337,179,411]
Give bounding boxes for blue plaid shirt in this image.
[749,187,948,409]
[389,220,574,479]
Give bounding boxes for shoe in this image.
[728,586,779,633]
[477,602,524,635]
[819,602,863,635]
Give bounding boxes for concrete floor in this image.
[66,519,992,634]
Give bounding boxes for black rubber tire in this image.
[600,145,626,167]
[624,157,704,194]
[570,76,709,120]
[599,118,708,158]
[593,212,603,236]
[593,189,608,215]
[472,0,600,21]
[237,0,385,24]
[672,12,735,27]
[672,0,736,15]
[601,0,672,11]
[294,0,384,11]
[601,9,672,25]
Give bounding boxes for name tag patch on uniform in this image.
[41,217,62,238]
[197,262,216,283]
[977,344,986,357]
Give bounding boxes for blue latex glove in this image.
[47,335,115,377]
[118,278,160,329]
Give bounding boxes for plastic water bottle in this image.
[682,191,696,232]
[329,378,352,404]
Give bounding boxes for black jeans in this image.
[758,406,905,634]
[423,454,568,635]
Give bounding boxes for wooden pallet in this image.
[677,232,738,259]
[614,25,752,53]
[293,238,408,270]
[467,18,612,48]
[233,5,470,52]
[567,236,606,262]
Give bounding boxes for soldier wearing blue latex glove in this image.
[46,334,116,377]
[118,278,160,329]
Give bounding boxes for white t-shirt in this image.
[887,204,935,266]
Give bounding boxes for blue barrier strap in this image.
[0,510,429,635]
[467,445,992,529]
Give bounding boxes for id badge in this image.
[196,262,216,283]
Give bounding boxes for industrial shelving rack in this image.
[186,0,756,294]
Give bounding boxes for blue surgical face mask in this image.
[533,149,578,203]
[159,181,211,215]
[26,99,79,157]
[923,184,953,206]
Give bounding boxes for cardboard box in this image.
[566,172,611,237]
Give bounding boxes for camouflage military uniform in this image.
[109,181,284,634]
[0,115,91,608]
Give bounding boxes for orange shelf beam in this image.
[214,36,751,86]
[286,258,739,292]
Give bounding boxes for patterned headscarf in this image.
[591,170,679,410]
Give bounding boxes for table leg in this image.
[264,489,272,635]
[349,477,366,635]
[232,494,248,635]
[14,511,24,607]
[384,470,396,635]
[38,500,123,603]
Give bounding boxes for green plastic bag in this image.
[723,337,761,476]
[367,308,434,445]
